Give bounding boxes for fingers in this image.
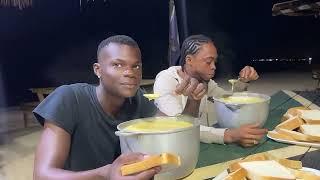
[175,69,207,100]
[248,66,259,80]
[175,69,191,95]
[244,66,250,79]
[193,82,205,95]
[192,88,206,100]
[238,129,265,140]
[134,168,159,180]
[247,128,268,135]
[175,76,190,95]
[249,66,255,77]
[243,133,265,141]
[239,139,257,147]
[241,124,268,135]
[235,124,267,147]
[239,66,259,82]
[191,83,207,100]
[244,123,260,128]
[239,66,250,79]
[183,78,199,96]
[229,122,268,147]
[116,153,145,165]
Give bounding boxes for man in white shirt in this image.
[154,34,267,147]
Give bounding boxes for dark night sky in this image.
[188,1,319,60]
[0,0,319,106]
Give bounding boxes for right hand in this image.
[107,153,161,180]
[224,123,268,147]
[175,69,207,100]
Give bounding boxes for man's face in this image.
[95,43,142,98]
[187,42,218,81]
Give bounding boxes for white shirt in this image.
[154,66,248,144]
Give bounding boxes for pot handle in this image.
[115,131,139,137]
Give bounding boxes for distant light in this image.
[309,57,312,60]
[298,5,311,10]
[280,9,294,14]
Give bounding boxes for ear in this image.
[185,55,193,65]
[93,63,101,79]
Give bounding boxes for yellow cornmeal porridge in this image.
[220,96,264,104]
[124,119,193,132]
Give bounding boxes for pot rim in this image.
[116,116,200,135]
[212,92,271,105]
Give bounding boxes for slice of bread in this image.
[239,160,295,180]
[277,128,320,142]
[268,130,295,141]
[300,125,320,137]
[120,153,180,176]
[265,154,302,170]
[228,154,268,172]
[291,168,320,180]
[225,168,247,180]
[276,116,303,131]
[298,109,320,124]
[282,106,309,122]
[277,128,312,142]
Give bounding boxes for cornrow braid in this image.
[180,34,213,67]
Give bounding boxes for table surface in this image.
[184,90,320,180]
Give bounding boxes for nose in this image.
[210,62,216,70]
[123,68,135,78]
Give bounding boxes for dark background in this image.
[0,0,319,107]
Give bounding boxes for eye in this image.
[133,64,141,69]
[113,63,122,68]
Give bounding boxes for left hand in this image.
[224,123,268,147]
[239,66,259,83]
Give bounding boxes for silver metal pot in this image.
[213,92,271,128]
[115,116,200,180]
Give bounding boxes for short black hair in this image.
[180,34,213,67]
[97,35,140,58]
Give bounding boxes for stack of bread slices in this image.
[268,108,320,143]
[224,153,319,180]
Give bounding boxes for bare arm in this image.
[182,99,201,117]
[34,122,158,180]
[34,122,107,180]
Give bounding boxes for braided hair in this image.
[180,34,213,67]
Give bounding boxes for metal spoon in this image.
[143,93,161,101]
[222,78,240,98]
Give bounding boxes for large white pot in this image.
[213,92,271,128]
[115,116,200,180]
